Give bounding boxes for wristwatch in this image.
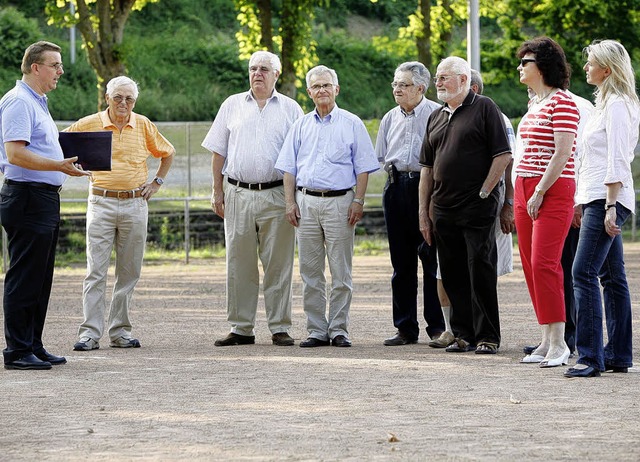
[505,198,514,206]
[153,177,164,186]
[479,190,489,199]
[352,198,365,205]
[534,186,545,196]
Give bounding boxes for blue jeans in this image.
[573,200,633,371]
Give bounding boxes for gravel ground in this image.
[1,244,640,461]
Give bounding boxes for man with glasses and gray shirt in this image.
[376,61,445,346]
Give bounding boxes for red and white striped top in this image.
[515,89,579,178]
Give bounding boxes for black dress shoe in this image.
[523,343,540,355]
[34,349,67,365]
[605,364,628,373]
[564,366,601,378]
[4,353,52,370]
[214,333,255,347]
[383,332,417,346]
[300,337,330,348]
[332,335,352,347]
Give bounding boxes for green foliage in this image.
[0,7,41,78]
[315,32,398,118]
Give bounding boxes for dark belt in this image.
[228,177,283,190]
[91,188,143,199]
[297,187,351,197]
[3,179,62,193]
[395,171,420,179]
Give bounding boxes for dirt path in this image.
[1,244,640,461]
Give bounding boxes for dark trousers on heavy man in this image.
[0,183,60,363]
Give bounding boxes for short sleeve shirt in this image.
[420,91,511,208]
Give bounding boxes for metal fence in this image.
[1,121,639,270]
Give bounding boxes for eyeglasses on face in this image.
[111,95,136,105]
[433,75,459,84]
[391,82,414,89]
[309,83,333,92]
[520,58,536,67]
[40,62,63,71]
[249,65,273,74]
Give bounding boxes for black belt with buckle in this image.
[227,177,283,190]
[297,187,351,197]
[3,179,62,193]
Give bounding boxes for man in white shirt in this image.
[202,51,303,347]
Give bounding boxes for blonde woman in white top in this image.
[565,40,640,378]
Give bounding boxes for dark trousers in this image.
[433,197,500,346]
[383,173,443,340]
[1,184,60,363]
[562,226,579,353]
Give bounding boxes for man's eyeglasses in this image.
[111,95,136,105]
[40,62,63,71]
[391,82,414,89]
[433,75,459,84]
[520,58,536,67]
[309,83,333,92]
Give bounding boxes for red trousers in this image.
[514,176,575,324]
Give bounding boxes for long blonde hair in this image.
[584,39,640,109]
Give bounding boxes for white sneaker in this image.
[74,337,99,351]
[109,336,141,348]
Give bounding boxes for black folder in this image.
[59,131,113,171]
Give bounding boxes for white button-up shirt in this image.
[202,89,303,183]
[576,94,640,212]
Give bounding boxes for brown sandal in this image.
[475,342,498,354]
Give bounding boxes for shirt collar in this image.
[400,96,429,117]
[16,80,48,105]
[313,103,339,123]
[246,88,280,103]
[442,90,476,114]
[99,109,136,129]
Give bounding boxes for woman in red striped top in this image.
[514,37,580,369]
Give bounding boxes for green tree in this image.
[234,0,324,99]
[45,0,159,110]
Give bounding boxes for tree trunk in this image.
[75,0,134,110]
[256,0,273,51]
[278,0,303,99]
[416,0,431,69]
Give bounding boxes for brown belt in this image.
[91,188,143,199]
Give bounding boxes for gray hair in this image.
[470,69,484,94]
[306,65,339,88]
[106,76,139,99]
[438,56,471,91]
[395,61,431,93]
[249,51,282,73]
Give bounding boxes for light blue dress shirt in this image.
[276,104,379,190]
[0,80,66,186]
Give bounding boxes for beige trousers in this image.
[224,184,295,336]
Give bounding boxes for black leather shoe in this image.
[523,344,540,355]
[605,364,628,373]
[383,332,417,346]
[214,333,255,347]
[300,337,330,348]
[34,350,67,365]
[272,332,295,346]
[564,366,601,378]
[4,353,52,370]
[332,335,352,347]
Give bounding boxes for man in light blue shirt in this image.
[276,65,379,347]
[0,41,89,370]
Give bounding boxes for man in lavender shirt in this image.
[0,41,89,370]
[202,51,303,347]
[276,65,379,348]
